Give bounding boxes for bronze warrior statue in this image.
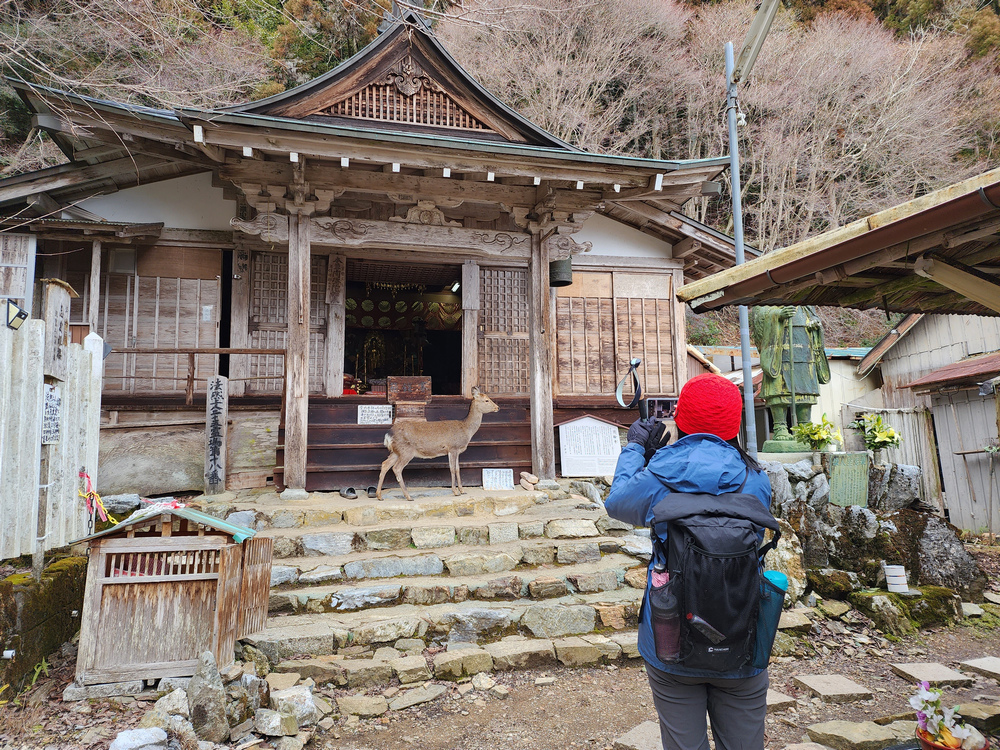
[750,305,830,450]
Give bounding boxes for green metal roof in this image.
[72,506,256,545]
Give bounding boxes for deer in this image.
[375,387,500,502]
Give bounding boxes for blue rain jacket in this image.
[605,433,772,678]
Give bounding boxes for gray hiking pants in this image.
[645,661,769,750]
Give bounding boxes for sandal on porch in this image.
[339,487,358,500]
[366,486,377,498]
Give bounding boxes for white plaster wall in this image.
[575,213,671,258]
[815,360,881,438]
[79,172,236,230]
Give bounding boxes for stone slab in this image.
[411,526,456,549]
[336,695,388,717]
[985,592,1000,605]
[962,603,985,618]
[483,639,556,670]
[806,720,896,750]
[890,662,974,687]
[488,522,520,545]
[767,689,797,712]
[779,610,813,633]
[960,657,1000,681]
[817,600,851,619]
[388,683,448,711]
[63,680,144,701]
[955,702,1000,733]
[793,675,873,703]
[613,721,661,750]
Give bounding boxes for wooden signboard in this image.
[558,416,622,477]
[358,404,394,424]
[41,279,77,382]
[387,376,432,404]
[483,468,515,491]
[41,384,61,445]
[204,375,229,495]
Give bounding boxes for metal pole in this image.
[726,42,759,458]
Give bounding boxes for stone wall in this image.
[0,557,87,690]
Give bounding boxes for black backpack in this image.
[648,469,780,673]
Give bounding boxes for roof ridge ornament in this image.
[386,54,441,96]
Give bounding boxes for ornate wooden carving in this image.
[390,200,461,227]
[385,55,440,96]
[231,214,288,243]
[545,233,593,261]
[308,217,530,258]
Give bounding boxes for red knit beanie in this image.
[673,373,743,440]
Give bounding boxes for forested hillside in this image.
[2,0,997,344]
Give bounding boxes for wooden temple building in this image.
[0,10,739,496]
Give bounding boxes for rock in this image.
[444,551,519,576]
[391,655,432,684]
[781,500,831,569]
[850,592,916,636]
[336,694,388,717]
[433,649,493,679]
[241,644,271,678]
[595,604,629,630]
[340,659,394,688]
[363,528,412,550]
[301,531,357,556]
[266,672,301,691]
[613,721,661,750]
[457,527,489,545]
[187,651,230,743]
[474,575,524,600]
[618,536,652,560]
[806,720,896,750]
[955,702,1000,733]
[437,608,515,642]
[890,662,974,687]
[488,522,520,544]
[519,521,545,538]
[962,602,985,617]
[876,464,921,511]
[767,519,806,604]
[63,680,144,701]
[766,689,796,712]
[571,481,604,505]
[624,567,648,589]
[808,569,862,600]
[490,684,511,699]
[395,638,425,652]
[344,555,443,579]
[521,471,540,484]
[557,542,603,564]
[567,571,619,594]
[793,674,874,703]
[269,685,320,726]
[402,584,452,605]
[471,673,496,690]
[960,656,1000,680]
[521,604,596,637]
[786,460,818,483]
[254,708,298,736]
[522,545,557,565]
[389,683,448,711]
[225,510,258,529]
[272,537,301,558]
[529,576,569,599]
[535,676,557,686]
[581,634,623,660]
[596,515,633,536]
[610,632,640,658]
[224,681,253,727]
[270,565,300,587]
[851,587,962,634]
[761,462,794,509]
[806,473,830,511]
[297,565,343,585]
[771,631,799,657]
[108,728,168,750]
[411,526,456,548]
[274,738,305,750]
[536,479,561,491]
[354,617,423,645]
[241,674,270,712]
[330,585,402,612]
[916,515,988,601]
[152,688,190,719]
[778,610,812,634]
[156,676,192,695]
[545,519,600,538]
[553,637,601,666]
[985,592,1000,605]
[484,639,556,670]
[102,494,143,515]
[817,600,851,619]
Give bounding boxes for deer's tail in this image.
[384,433,393,451]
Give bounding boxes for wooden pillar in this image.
[88,239,101,333]
[671,267,686,395]
[461,260,480,397]
[229,243,251,397]
[324,252,346,398]
[283,212,311,494]
[528,230,555,479]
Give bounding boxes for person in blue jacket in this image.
[606,373,772,750]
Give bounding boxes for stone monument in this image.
[750,305,830,453]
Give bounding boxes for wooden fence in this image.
[0,320,103,561]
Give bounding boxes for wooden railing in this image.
[111,348,286,404]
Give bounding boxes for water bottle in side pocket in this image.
[751,570,787,670]
[648,567,680,663]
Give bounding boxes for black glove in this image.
[644,424,671,463]
[627,417,658,446]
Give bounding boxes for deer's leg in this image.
[393,451,415,502]
[375,453,397,501]
[449,451,464,496]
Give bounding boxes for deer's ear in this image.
[471,386,481,396]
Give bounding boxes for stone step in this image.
[245,589,644,661]
[268,536,652,591]
[269,553,646,614]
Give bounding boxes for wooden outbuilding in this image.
[73,508,272,686]
[0,9,742,497]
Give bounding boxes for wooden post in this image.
[88,239,101,333]
[671,268,686,395]
[283,212,311,494]
[185,353,196,406]
[325,253,346,398]
[205,375,229,495]
[461,260,480,397]
[229,244,251,397]
[528,229,556,479]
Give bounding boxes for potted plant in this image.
[792,414,843,454]
[848,412,902,464]
[909,681,987,750]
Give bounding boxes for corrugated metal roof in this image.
[72,506,255,545]
[904,350,1000,390]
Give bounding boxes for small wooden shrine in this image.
[72,507,272,686]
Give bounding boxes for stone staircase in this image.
[198,483,653,663]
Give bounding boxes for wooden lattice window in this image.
[478,267,529,395]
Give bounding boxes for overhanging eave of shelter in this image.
[0,216,163,242]
[677,167,1000,316]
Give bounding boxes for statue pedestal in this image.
[761,438,810,454]
[758,451,814,465]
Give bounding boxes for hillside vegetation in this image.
[2,0,997,345]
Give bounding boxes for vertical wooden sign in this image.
[41,279,78,382]
[205,375,229,495]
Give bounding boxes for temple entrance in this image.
[344,258,463,396]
